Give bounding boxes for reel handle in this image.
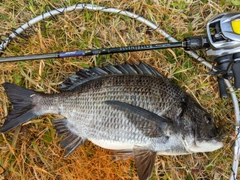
[217,77,229,98]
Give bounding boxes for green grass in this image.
[0,0,240,179]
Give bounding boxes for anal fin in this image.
[52,118,86,157]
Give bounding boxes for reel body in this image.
[206,12,240,93]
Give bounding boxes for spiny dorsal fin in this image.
[58,62,164,91]
[52,118,86,157]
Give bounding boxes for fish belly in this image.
[89,138,135,150]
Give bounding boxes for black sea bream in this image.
[0,62,223,180]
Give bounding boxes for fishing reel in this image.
[206,12,240,97]
[183,12,240,98]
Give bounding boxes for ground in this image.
[0,0,239,179]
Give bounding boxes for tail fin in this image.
[0,83,38,132]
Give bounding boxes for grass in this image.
[0,0,239,179]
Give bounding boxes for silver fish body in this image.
[0,62,223,180]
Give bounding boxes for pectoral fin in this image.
[133,146,157,180]
[105,100,173,138]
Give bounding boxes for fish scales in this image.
[0,62,223,180]
[37,75,182,146]
[40,75,184,117]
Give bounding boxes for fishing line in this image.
[0,3,239,180]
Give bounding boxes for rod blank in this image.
[0,53,58,62]
[0,42,183,63]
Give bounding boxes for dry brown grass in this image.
[0,0,239,179]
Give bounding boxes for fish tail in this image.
[0,82,38,132]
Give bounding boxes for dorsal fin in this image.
[59,62,164,91]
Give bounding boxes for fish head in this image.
[180,96,223,153]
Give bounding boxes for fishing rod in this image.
[0,38,207,62]
[0,3,240,180]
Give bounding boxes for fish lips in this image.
[193,127,224,152]
[194,138,223,152]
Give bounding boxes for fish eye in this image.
[204,115,212,124]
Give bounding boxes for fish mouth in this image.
[194,126,223,143]
[193,128,224,152]
[194,139,223,152]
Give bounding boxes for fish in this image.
[0,62,223,180]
